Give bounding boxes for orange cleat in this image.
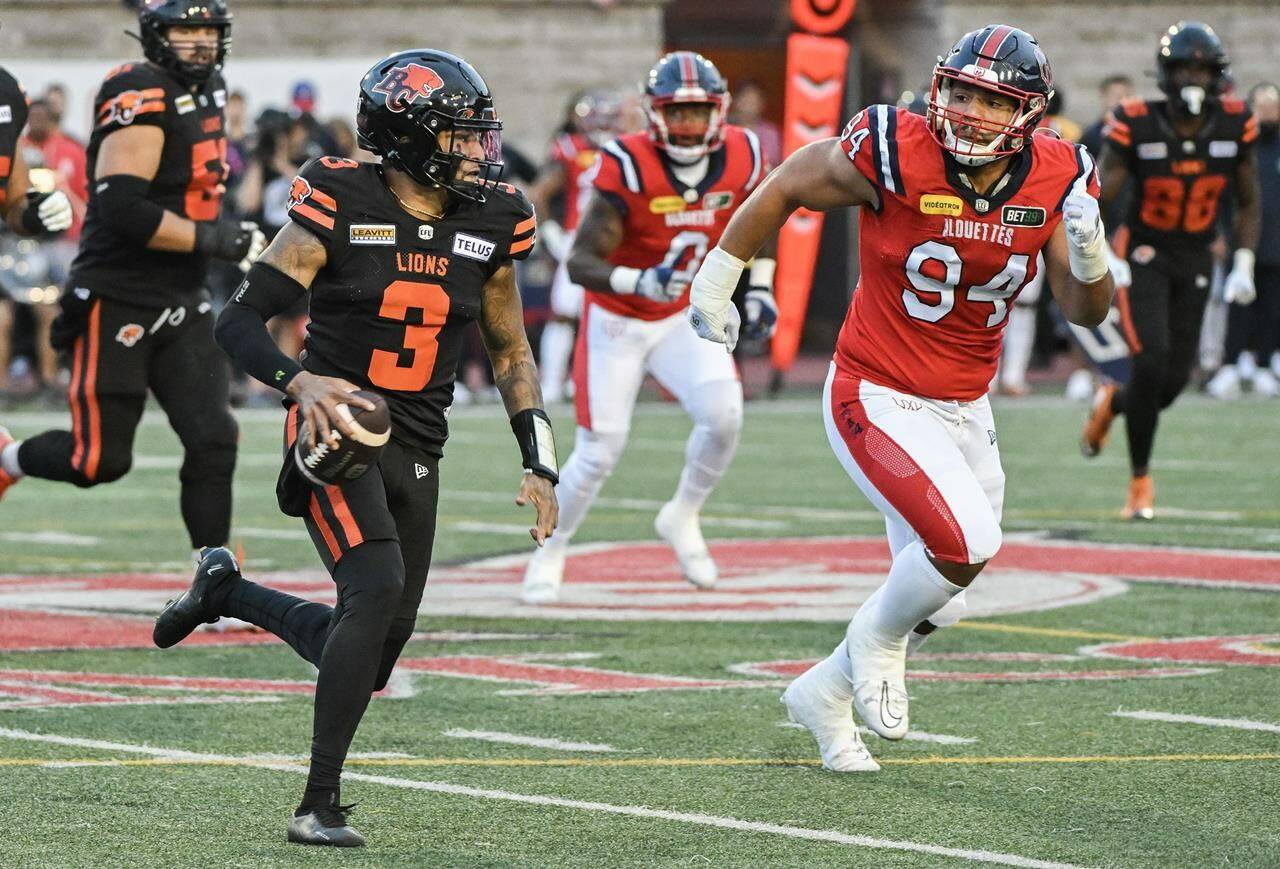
[1123,474,1155,521]
[1081,383,1118,458]
[0,426,20,501]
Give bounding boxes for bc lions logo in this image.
[107,91,146,126]
[287,176,313,209]
[115,323,145,348]
[372,63,445,113]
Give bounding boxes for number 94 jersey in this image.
[836,105,1096,402]
[286,157,536,456]
[590,125,768,320]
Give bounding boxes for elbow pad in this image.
[94,174,166,245]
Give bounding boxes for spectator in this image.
[728,79,782,168]
[290,81,339,156]
[1207,82,1280,398]
[1080,74,1135,160]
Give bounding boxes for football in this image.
[293,390,391,487]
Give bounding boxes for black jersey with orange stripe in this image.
[0,67,30,209]
[1103,96,1257,249]
[286,156,536,455]
[70,61,230,305]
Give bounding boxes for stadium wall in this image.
[0,0,669,152]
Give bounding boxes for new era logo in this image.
[414,463,431,480]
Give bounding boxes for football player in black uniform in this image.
[1081,21,1260,519]
[0,1,264,556]
[152,49,559,847]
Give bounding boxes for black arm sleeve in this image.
[94,174,167,246]
[214,262,308,392]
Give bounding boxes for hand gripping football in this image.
[294,390,391,486]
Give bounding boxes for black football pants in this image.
[1109,246,1214,476]
[214,410,440,805]
[17,291,237,549]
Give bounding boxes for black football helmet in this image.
[643,51,730,164]
[927,25,1053,166]
[137,0,232,87]
[1156,21,1229,116]
[357,49,503,202]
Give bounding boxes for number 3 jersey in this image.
[72,62,229,305]
[1103,96,1257,250]
[286,157,536,456]
[590,125,767,320]
[835,105,1097,402]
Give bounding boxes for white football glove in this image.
[691,302,741,352]
[1062,180,1109,284]
[1222,249,1257,306]
[31,190,74,233]
[688,246,747,351]
[238,225,268,273]
[1106,246,1132,288]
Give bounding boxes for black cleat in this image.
[288,798,365,847]
[152,547,241,649]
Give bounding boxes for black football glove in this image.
[20,190,74,236]
[195,220,267,271]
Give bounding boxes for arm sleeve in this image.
[284,158,346,260]
[214,262,308,391]
[0,73,29,205]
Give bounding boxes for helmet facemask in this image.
[140,17,232,87]
[928,66,1048,166]
[368,105,504,202]
[645,94,729,165]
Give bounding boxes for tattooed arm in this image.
[479,262,559,544]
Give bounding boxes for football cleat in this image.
[288,798,365,848]
[153,547,241,648]
[1080,383,1118,458]
[1123,475,1155,521]
[0,427,20,502]
[1252,369,1279,398]
[781,658,879,773]
[1205,365,1241,400]
[521,542,566,605]
[846,616,910,740]
[654,501,717,589]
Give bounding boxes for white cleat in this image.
[654,501,717,589]
[781,659,879,773]
[846,618,910,740]
[521,544,566,605]
[1206,365,1241,400]
[1251,369,1279,398]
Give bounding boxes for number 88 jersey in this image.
[835,105,1095,402]
[588,126,767,321]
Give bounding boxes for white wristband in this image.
[1232,247,1256,277]
[609,266,641,295]
[1067,222,1109,284]
[748,257,776,290]
[690,246,747,314]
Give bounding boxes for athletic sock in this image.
[857,539,963,645]
[539,320,575,399]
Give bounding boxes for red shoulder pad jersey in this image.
[549,131,600,231]
[589,125,767,321]
[835,105,1098,401]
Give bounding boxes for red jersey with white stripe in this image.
[835,105,1098,401]
[590,126,767,321]
[549,131,600,231]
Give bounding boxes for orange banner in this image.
[772,32,849,371]
[790,0,857,36]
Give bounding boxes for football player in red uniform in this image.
[1081,22,1260,520]
[521,52,777,603]
[528,90,622,402]
[692,26,1114,770]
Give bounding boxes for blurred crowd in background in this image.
[2,67,1277,407]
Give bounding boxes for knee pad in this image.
[573,428,627,482]
[84,453,133,486]
[685,380,743,437]
[963,517,1003,564]
[178,412,239,483]
[373,617,416,691]
[337,541,406,611]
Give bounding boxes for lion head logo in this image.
[115,323,145,348]
[372,63,445,114]
[287,176,313,209]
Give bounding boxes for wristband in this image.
[690,246,747,314]
[511,408,559,484]
[1067,222,1108,284]
[609,266,641,295]
[748,256,776,290]
[1232,248,1255,278]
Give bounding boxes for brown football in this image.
[294,390,391,486]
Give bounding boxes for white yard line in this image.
[0,726,1080,868]
[442,728,622,753]
[1,532,101,546]
[1110,710,1280,734]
